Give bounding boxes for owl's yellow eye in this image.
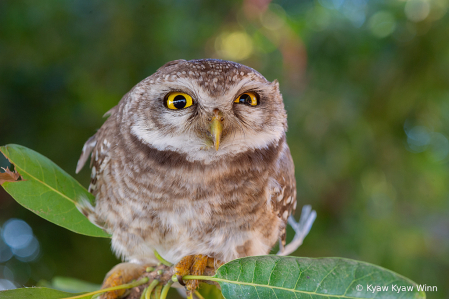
[234,92,259,106]
[166,92,193,110]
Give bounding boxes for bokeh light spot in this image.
[406,125,431,152]
[12,236,40,262]
[1,219,33,250]
[369,11,396,38]
[0,279,15,291]
[427,0,447,21]
[215,31,254,61]
[260,4,286,31]
[341,0,368,27]
[405,0,430,22]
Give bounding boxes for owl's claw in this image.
[100,263,148,299]
[177,275,186,286]
[277,205,317,256]
[174,255,222,293]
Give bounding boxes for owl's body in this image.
[77,59,297,267]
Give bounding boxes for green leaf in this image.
[198,283,225,299]
[37,276,101,293]
[0,287,88,299]
[212,256,426,299]
[0,144,110,238]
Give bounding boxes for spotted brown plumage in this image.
[76,59,297,295]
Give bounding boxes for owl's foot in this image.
[175,254,207,292]
[100,263,147,299]
[174,255,223,293]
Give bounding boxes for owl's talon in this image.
[177,275,186,286]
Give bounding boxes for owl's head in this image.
[123,59,287,163]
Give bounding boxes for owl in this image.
[76,59,297,297]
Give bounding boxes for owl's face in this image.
[125,59,287,163]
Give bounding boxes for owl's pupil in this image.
[240,94,250,104]
[173,95,187,109]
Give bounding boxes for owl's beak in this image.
[209,109,223,151]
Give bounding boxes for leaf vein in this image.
[342,271,375,296]
[294,259,313,290]
[314,264,339,292]
[12,165,77,205]
[268,258,281,286]
[212,276,369,298]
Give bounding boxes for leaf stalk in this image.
[154,250,172,266]
[159,281,173,299]
[62,277,149,299]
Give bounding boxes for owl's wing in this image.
[76,135,96,174]
[270,141,297,249]
[74,130,105,229]
[75,106,119,229]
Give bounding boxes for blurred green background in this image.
[1,0,448,297]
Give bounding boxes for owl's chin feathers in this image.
[130,121,284,164]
